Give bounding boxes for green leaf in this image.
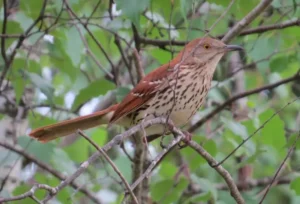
[183,192,212,203]
[247,37,279,72]
[18,136,55,163]
[14,12,34,32]
[150,49,172,65]
[12,185,34,203]
[51,148,80,176]
[34,173,70,202]
[203,140,217,157]
[192,176,217,200]
[49,30,78,81]
[65,26,84,66]
[182,136,206,170]
[286,133,300,149]
[207,0,231,6]
[222,118,248,139]
[115,0,150,31]
[159,162,177,179]
[91,128,108,147]
[0,20,23,49]
[63,136,90,162]
[72,79,115,110]
[0,149,19,166]
[259,109,286,151]
[113,155,132,181]
[269,73,288,98]
[116,86,132,102]
[269,55,289,73]
[151,178,189,204]
[23,71,55,103]
[20,0,44,19]
[11,74,25,104]
[291,177,300,195]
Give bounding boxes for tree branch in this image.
[34,118,173,202]
[1,0,8,65]
[0,141,101,204]
[222,0,273,43]
[77,130,139,204]
[188,141,245,204]
[259,131,300,203]
[0,0,48,88]
[0,183,56,203]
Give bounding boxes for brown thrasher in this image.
[29,37,243,143]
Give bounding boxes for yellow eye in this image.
[204,44,210,49]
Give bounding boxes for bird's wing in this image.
[109,61,178,123]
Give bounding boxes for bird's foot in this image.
[178,131,192,149]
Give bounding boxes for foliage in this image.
[0,0,300,203]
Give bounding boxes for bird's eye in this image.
[204,44,210,49]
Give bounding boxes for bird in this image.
[29,37,243,143]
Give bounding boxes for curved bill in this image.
[224,45,244,51]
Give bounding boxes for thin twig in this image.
[0,183,56,203]
[222,18,300,37]
[65,8,114,80]
[1,0,8,65]
[259,131,300,204]
[36,118,172,203]
[132,49,145,81]
[0,141,101,204]
[63,0,116,76]
[214,97,300,167]
[114,35,135,85]
[188,141,245,204]
[77,130,139,204]
[208,0,236,33]
[138,11,300,48]
[129,134,183,192]
[0,0,48,89]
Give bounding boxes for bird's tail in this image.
[29,104,118,143]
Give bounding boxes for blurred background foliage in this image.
[0,0,300,203]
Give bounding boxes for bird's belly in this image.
[139,88,208,135]
[122,74,212,136]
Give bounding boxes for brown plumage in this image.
[29,37,243,143]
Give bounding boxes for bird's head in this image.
[180,37,243,65]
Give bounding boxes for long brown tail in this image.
[29,104,118,143]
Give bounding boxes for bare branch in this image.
[129,134,182,193]
[259,131,300,203]
[63,0,116,78]
[0,0,49,88]
[77,130,139,204]
[0,141,101,204]
[65,6,114,80]
[132,49,145,81]
[0,183,56,203]
[214,97,300,167]
[185,177,291,196]
[227,18,300,37]
[33,118,172,202]
[1,0,8,65]
[188,141,245,204]
[222,0,273,43]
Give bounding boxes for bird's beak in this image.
[224,45,244,52]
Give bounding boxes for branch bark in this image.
[0,141,101,204]
[222,0,273,43]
